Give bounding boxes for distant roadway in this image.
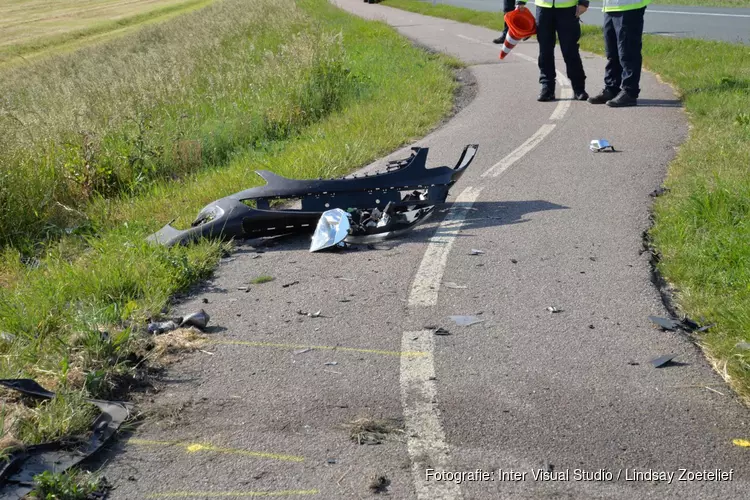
[424,0,750,44]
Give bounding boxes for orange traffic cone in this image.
[499,8,537,60]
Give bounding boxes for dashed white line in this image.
[408,186,482,307]
[400,330,463,500]
[481,123,556,177]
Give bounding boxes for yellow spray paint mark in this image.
[128,439,304,462]
[211,340,428,358]
[733,439,750,447]
[146,489,319,498]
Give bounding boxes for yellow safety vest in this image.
[602,0,651,12]
[535,0,579,7]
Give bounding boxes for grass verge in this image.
[383,0,750,403]
[0,0,457,460]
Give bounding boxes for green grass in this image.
[31,469,105,500]
[0,0,457,450]
[250,275,275,284]
[383,0,750,403]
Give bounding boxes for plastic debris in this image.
[324,362,338,366]
[650,354,677,368]
[0,379,132,499]
[148,320,180,334]
[649,315,714,334]
[590,139,616,152]
[282,281,300,288]
[310,209,352,252]
[469,249,484,255]
[181,309,210,330]
[434,327,451,336]
[294,348,313,355]
[547,306,562,313]
[449,315,484,327]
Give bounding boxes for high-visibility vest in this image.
[535,0,579,7]
[602,0,651,12]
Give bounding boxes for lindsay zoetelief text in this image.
[425,468,734,484]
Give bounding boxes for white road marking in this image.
[400,330,463,500]
[408,186,482,307]
[550,71,572,120]
[481,123,556,177]
[456,33,481,43]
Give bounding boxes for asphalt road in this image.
[102,1,749,499]
[424,0,750,44]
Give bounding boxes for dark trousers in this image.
[536,6,586,93]
[603,7,646,97]
[501,0,516,35]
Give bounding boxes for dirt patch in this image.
[347,417,405,445]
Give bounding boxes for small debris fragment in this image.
[449,315,484,327]
[294,348,313,355]
[590,139,616,152]
[309,310,322,318]
[148,320,180,335]
[510,259,518,264]
[335,276,356,281]
[628,361,640,366]
[650,187,669,198]
[650,354,677,368]
[588,324,595,329]
[369,475,391,495]
[202,298,209,304]
[649,315,680,331]
[469,249,484,255]
[324,362,338,366]
[282,281,300,288]
[327,458,337,465]
[237,286,249,291]
[181,309,210,330]
[434,328,451,336]
[443,282,467,289]
[339,299,351,303]
[589,256,597,262]
[547,306,562,313]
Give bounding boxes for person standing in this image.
[588,0,650,107]
[516,0,590,102]
[493,0,517,44]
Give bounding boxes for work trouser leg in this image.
[602,12,622,93]
[501,0,516,36]
[536,6,557,89]
[617,7,645,97]
[555,6,586,93]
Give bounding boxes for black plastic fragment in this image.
[648,316,681,331]
[650,354,677,368]
[0,379,132,499]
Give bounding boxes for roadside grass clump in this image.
[0,0,457,449]
[31,469,106,500]
[250,275,275,284]
[383,0,750,402]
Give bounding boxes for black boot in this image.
[588,87,618,104]
[493,27,508,44]
[606,90,638,107]
[537,86,555,102]
[574,90,589,101]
